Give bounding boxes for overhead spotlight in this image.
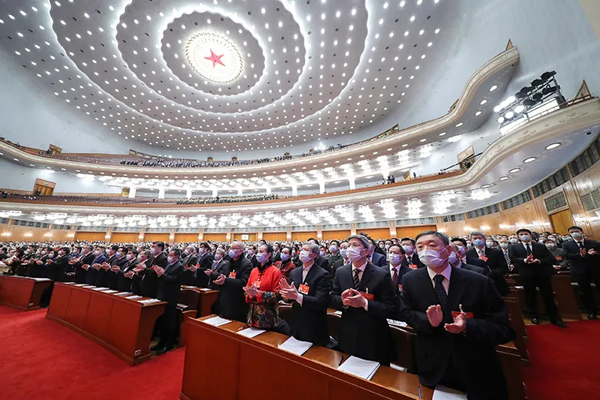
[504,111,514,119]
[514,105,526,114]
[497,116,505,124]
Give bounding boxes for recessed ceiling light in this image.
[439,132,447,136]
[508,168,521,174]
[475,111,482,116]
[480,99,487,105]
[523,157,537,163]
[481,184,491,188]
[456,122,463,127]
[419,138,427,142]
[499,176,510,181]
[545,143,561,150]
[490,85,498,92]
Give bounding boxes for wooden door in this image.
[549,210,573,234]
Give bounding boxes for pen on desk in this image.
[338,356,344,366]
[418,385,422,399]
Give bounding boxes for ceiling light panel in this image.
[0,0,449,152]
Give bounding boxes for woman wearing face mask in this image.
[243,244,287,332]
[274,246,296,283]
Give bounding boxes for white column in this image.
[319,181,325,194]
[186,189,193,199]
[128,187,137,198]
[265,186,272,195]
[158,188,165,199]
[348,177,356,190]
[291,184,298,196]
[212,188,218,197]
[238,188,243,196]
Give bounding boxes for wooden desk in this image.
[46,283,166,365]
[513,275,582,321]
[182,315,434,400]
[180,286,218,317]
[0,275,52,310]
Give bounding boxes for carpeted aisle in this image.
[0,305,184,400]
[521,320,599,400]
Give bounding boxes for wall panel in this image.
[262,232,287,242]
[291,232,317,242]
[111,232,141,243]
[357,228,391,240]
[144,233,170,243]
[395,225,438,239]
[204,233,227,242]
[322,230,351,240]
[75,232,106,242]
[175,233,200,243]
[233,233,257,242]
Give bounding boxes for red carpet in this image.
[0,306,184,399]
[1,305,598,399]
[521,320,599,400]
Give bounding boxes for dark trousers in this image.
[522,274,559,320]
[574,268,600,314]
[156,304,177,349]
[438,355,508,400]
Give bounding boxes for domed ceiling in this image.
[0,0,451,152]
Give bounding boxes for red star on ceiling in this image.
[204,49,225,68]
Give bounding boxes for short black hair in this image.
[388,244,405,254]
[170,248,182,257]
[111,244,119,251]
[516,228,532,235]
[61,246,71,255]
[307,238,319,245]
[199,242,210,249]
[330,240,340,246]
[415,230,450,246]
[451,237,467,247]
[153,241,165,250]
[568,226,583,232]
[400,237,416,245]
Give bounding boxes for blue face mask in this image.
[472,239,485,248]
[389,253,401,265]
[256,252,270,264]
[280,253,290,262]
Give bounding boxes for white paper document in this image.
[337,356,380,381]
[278,336,313,356]
[387,319,408,328]
[62,282,76,285]
[92,287,110,291]
[74,284,86,287]
[114,292,132,296]
[333,310,343,316]
[202,316,232,327]
[31,278,51,281]
[82,285,94,289]
[102,289,118,294]
[236,327,266,338]
[433,386,468,400]
[199,288,212,292]
[125,295,142,300]
[138,299,161,304]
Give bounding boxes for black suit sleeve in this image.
[398,277,435,334]
[510,246,527,272]
[366,272,398,319]
[491,250,509,278]
[329,271,345,310]
[223,261,251,289]
[465,277,515,345]
[300,272,332,311]
[563,241,583,261]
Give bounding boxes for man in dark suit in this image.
[84,246,107,285]
[126,250,152,295]
[467,231,509,296]
[181,245,198,268]
[401,238,426,270]
[388,244,412,294]
[95,245,119,287]
[191,242,214,287]
[562,226,600,319]
[115,250,139,292]
[327,240,344,272]
[451,238,489,270]
[70,244,95,284]
[399,231,514,399]
[510,229,566,326]
[106,248,129,290]
[279,243,333,346]
[307,238,331,274]
[136,241,168,298]
[329,235,398,365]
[40,247,71,307]
[151,248,184,355]
[212,241,253,322]
[448,243,490,276]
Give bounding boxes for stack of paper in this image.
[333,310,343,316]
[337,356,380,380]
[278,336,313,356]
[82,285,94,289]
[74,284,86,287]
[387,319,409,328]
[432,385,468,400]
[199,288,212,292]
[31,278,51,281]
[138,299,161,304]
[63,282,76,285]
[236,327,266,338]
[92,287,109,291]
[202,316,231,327]
[114,292,132,296]
[125,295,142,300]
[102,289,118,294]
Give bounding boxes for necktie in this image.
[526,244,532,256]
[392,267,399,287]
[433,274,448,315]
[504,251,512,271]
[577,242,584,249]
[352,268,361,290]
[407,256,412,264]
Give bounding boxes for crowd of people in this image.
[1,226,598,398]
[176,193,279,205]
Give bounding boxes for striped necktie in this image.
[352,268,361,290]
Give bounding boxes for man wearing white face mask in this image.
[388,244,411,294]
[401,238,425,270]
[447,243,490,277]
[327,240,344,273]
[466,231,509,296]
[329,235,398,365]
[510,229,566,327]
[399,230,514,399]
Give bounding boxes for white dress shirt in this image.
[296,262,314,306]
[351,260,368,311]
[427,264,452,294]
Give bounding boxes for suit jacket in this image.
[157,259,184,305]
[401,253,426,270]
[314,254,331,274]
[137,253,168,298]
[466,247,509,296]
[399,267,514,394]
[84,254,107,285]
[106,256,129,290]
[74,252,95,284]
[207,259,229,289]
[194,252,215,287]
[562,239,600,275]
[216,256,253,322]
[288,265,333,346]
[510,242,555,277]
[48,255,69,282]
[95,254,117,287]
[370,252,387,268]
[329,262,398,365]
[390,264,414,294]
[182,253,199,268]
[328,253,344,272]
[456,261,491,277]
[117,259,139,292]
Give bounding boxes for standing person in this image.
[387,244,410,294]
[151,248,184,355]
[279,243,332,346]
[274,246,296,282]
[562,226,600,319]
[401,238,426,270]
[399,231,514,399]
[467,231,509,296]
[136,242,168,298]
[71,244,95,284]
[327,240,344,272]
[243,244,287,332]
[329,235,397,365]
[211,241,253,322]
[510,229,566,327]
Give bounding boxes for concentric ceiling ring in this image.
[185,33,244,84]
